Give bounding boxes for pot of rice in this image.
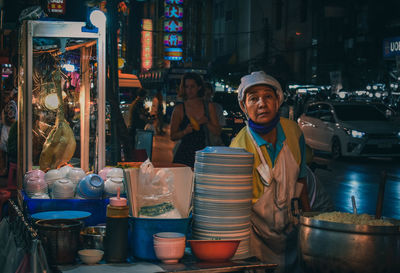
[296,210,400,273]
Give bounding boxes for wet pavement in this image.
[313,154,400,219]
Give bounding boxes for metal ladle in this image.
[351,195,357,215]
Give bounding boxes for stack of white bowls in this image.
[44,169,63,194]
[51,178,75,199]
[193,146,254,259]
[24,170,49,198]
[67,167,86,187]
[104,168,125,197]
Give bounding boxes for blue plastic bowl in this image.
[128,216,191,261]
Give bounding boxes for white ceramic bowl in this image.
[59,165,73,178]
[98,167,113,181]
[67,168,86,185]
[52,178,75,199]
[44,169,63,189]
[78,249,104,265]
[106,168,124,179]
[104,177,125,197]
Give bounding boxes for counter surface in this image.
[56,256,277,273]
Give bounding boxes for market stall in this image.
[17,19,106,187]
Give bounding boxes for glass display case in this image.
[17,20,106,188]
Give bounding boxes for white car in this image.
[297,101,400,158]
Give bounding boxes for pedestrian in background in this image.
[204,82,226,146]
[150,90,165,135]
[0,89,18,176]
[128,88,148,146]
[170,72,221,168]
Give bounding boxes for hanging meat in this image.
[39,68,76,171]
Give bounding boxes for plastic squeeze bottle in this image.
[105,187,129,262]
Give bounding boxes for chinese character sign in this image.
[164,1,183,61]
[164,20,183,33]
[141,19,153,71]
[166,0,183,4]
[164,34,183,47]
[165,5,183,19]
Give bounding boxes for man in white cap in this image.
[230,71,310,273]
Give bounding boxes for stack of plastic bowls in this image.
[76,174,104,199]
[104,168,125,197]
[67,168,86,186]
[52,178,75,199]
[24,170,49,198]
[44,169,63,194]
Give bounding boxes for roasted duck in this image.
[39,68,76,171]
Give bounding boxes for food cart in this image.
[17,19,106,189]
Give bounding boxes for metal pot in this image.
[296,211,400,273]
[36,219,83,265]
[80,226,106,250]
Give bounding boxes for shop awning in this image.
[119,73,142,88]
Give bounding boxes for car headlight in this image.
[397,131,400,139]
[344,128,365,138]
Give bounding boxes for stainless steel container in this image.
[298,212,400,273]
[80,226,106,250]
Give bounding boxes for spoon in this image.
[351,195,357,215]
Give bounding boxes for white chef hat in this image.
[237,71,284,115]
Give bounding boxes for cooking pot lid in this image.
[32,210,91,221]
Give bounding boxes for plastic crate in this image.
[22,191,109,226]
[128,216,191,261]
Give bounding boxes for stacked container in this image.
[193,146,254,259]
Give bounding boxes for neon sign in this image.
[141,19,153,71]
[164,20,183,33]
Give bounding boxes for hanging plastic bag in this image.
[137,160,181,218]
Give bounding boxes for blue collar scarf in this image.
[248,114,280,135]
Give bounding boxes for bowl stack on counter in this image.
[193,146,254,259]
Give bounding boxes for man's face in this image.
[243,84,279,124]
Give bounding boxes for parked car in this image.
[297,101,400,159]
[213,92,246,142]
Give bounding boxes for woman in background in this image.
[170,72,220,168]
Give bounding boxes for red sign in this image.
[47,0,66,15]
[141,19,153,71]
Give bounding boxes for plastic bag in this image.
[137,160,181,218]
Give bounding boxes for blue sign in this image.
[383,37,400,58]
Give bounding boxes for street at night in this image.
[1,0,400,272]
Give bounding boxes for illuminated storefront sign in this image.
[47,0,66,14]
[164,20,183,33]
[141,19,153,71]
[164,48,183,61]
[164,34,183,47]
[166,0,183,4]
[164,1,183,61]
[383,37,400,58]
[165,5,183,19]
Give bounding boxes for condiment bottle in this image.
[105,187,129,262]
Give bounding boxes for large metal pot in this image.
[297,211,400,273]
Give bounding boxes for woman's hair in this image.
[178,72,205,100]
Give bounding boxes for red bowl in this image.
[188,239,240,262]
